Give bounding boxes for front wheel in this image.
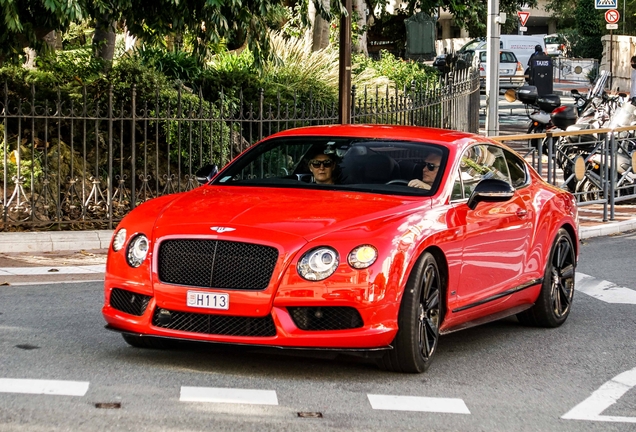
[378,252,443,373]
[517,228,575,327]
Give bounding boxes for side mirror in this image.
[195,164,219,185]
[467,179,515,210]
[570,89,580,96]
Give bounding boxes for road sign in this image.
[606,23,619,29]
[605,9,620,23]
[517,11,530,26]
[595,0,617,9]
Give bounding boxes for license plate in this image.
[187,291,229,310]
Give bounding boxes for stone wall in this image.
[601,34,636,93]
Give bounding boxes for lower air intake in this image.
[152,308,276,337]
[110,288,151,316]
[288,307,364,331]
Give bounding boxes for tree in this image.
[0,0,85,65]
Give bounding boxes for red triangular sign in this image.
[517,11,530,27]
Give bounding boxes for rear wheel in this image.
[517,228,575,327]
[378,252,443,373]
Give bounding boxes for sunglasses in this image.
[309,159,334,168]
[423,162,440,171]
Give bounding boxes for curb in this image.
[0,230,113,253]
[0,221,634,254]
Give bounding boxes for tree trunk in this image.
[352,0,368,55]
[309,0,331,51]
[93,13,117,72]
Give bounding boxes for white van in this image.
[458,35,546,69]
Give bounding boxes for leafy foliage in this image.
[354,50,438,89]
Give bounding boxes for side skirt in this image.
[440,304,533,335]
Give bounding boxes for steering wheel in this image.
[386,179,409,185]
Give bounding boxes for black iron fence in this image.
[1,68,480,230]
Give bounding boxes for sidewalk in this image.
[552,78,590,97]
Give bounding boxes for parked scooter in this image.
[575,98,636,201]
[505,85,577,153]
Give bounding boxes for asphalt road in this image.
[0,231,635,431]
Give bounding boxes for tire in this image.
[121,333,176,349]
[378,252,443,373]
[517,228,575,327]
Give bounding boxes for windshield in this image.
[459,38,485,52]
[213,137,448,196]
[544,35,563,45]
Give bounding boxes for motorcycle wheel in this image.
[576,178,603,202]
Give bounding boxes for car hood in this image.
[152,185,426,242]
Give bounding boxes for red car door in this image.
[449,144,533,313]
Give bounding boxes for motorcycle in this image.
[575,98,636,201]
[505,85,570,153]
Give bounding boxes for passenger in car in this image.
[308,150,337,185]
[408,150,442,190]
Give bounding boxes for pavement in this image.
[0,77,633,284]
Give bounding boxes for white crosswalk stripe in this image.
[367,394,471,414]
[576,273,636,304]
[0,378,89,396]
[180,387,279,405]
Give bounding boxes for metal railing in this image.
[1,69,481,230]
[491,126,636,221]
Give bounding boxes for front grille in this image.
[152,308,277,337]
[288,307,364,331]
[110,288,151,316]
[158,239,278,290]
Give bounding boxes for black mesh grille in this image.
[288,307,364,331]
[110,288,151,316]
[152,308,277,337]
[158,239,278,290]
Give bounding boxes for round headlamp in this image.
[126,234,149,268]
[112,228,127,252]
[348,245,378,269]
[297,247,339,281]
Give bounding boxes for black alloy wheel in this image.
[517,228,575,327]
[378,252,443,373]
[548,231,575,319]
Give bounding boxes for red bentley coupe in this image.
[102,125,579,373]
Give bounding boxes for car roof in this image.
[266,124,480,146]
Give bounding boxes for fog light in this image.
[156,309,172,325]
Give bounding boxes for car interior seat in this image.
[340,150,400,184]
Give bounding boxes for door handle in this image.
[516,209,528,218]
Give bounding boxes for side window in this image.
[504,149,528,188]
[451,168,464,200]
[459,144,512,196]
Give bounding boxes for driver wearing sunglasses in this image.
[408,151,442,190]
[308,153,336,185]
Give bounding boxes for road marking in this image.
[180,387,278,405]
[367,394,470,414]
[0,265,105,276]
[576,273,636,304]
[0,378,89,396]
[562,366,636,423]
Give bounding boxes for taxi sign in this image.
[595,0,617,9]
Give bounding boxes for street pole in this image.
[338,0,352,124]
[485,0,500,136]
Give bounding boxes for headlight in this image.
[112,228,127,252]
[126,234,149,268]
[297,247,339,281]
[348,245,378,269]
